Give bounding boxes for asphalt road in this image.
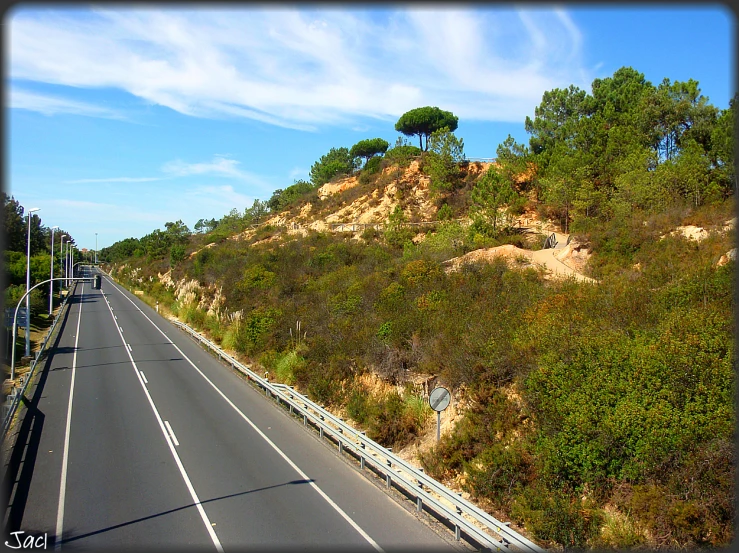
[3,266,467,552]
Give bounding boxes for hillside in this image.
[101,66,735,550]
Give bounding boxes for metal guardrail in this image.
[171,319,545,553]
[2,283,75,441]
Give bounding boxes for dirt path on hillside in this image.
[444,230,597,283]
[530,245,596,283]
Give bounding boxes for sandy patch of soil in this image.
[317,175,360,200]
[443,245,535,273]
[552,239,592,274]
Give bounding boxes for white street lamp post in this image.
[60,236,67,288]
[10,276,93,381]
[49,226,58,315]
[25,207,40,357]
[66,241,72,286]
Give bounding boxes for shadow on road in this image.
[51,358,184,371]
[59,479,315,545]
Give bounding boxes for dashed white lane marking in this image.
[140,371,149,384]
[164,421,180,446]
[127,343,132,352]
[101,280,223,552]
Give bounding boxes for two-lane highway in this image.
[4,267,466,551]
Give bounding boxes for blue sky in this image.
[5,4,735,251]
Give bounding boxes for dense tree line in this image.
[504,67,735,236]
[3,193,77,312]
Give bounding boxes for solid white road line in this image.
[164,421,180,446]
[55,284,84,550]
[104,276,384,553]
[140,371,149,384]
[101,287,223,552]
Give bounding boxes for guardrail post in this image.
[360,456,365,470]
[455,525,461,541]
[417,497,423,512]
[338,441,343,454]
[319,427,323,439]
[386,474,391,488]
[303,414,307,426]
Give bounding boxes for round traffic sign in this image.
[429,386,451,412]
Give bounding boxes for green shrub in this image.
[436,203,454,220]
[385,144,421,166]
[274,350,303,385]
[363,155,383,175]
[403,393,432,428]
[170,243,186,266]
[367,391,419,448]
[346,385,373,425]
[466,442,533,506]
[510,486,603,549]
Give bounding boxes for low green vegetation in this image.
[101,66,735,550]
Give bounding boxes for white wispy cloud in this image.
[8,6,592,126]
[54,199,121,210]
[288,167,309,181]
[182,184,255,213]
[64,176,164,183]
[161,154,260,182]
[8,87,125,119]
[62,154,274,190]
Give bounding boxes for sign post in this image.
[429,386,451,442]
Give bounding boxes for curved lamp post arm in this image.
[10,276,93,381]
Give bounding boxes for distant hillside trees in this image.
[515,66,736,231]
[2,193,76,313]
[99,237,142,262]
[194,218,218,234]
[426,127,465,192]
[244,199,270,224]
[309,147,358,187]
[349,138,389,166]
[395,106,459,151]
[3,193,47,254]
[470,166,521,235]
[384,137,422,166]
[268,180,314,212]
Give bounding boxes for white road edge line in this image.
[104,275,384,553]
[55,283,84,550]
[101,283,223,552]
[140,371,149,384]
[164,420,180,446]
